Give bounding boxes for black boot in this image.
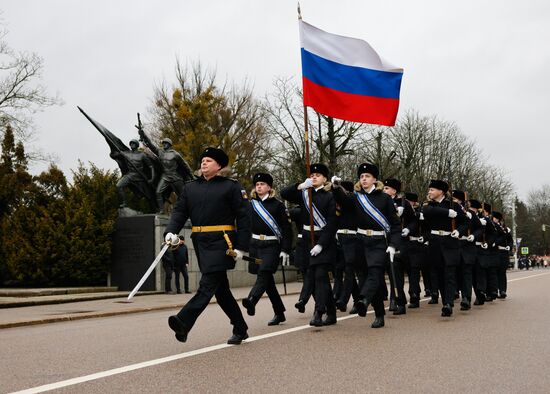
[323,312,337,326]
[294,299,306,313]
[408,297,420,308]
[349,304,358,315]
[242,297,256,316]
[428,296,439,304]
[389,298,397,312]
[460,297,471,310]
[355,299,368,317]
[335,300,347,312]
[227,332,249,345]
[168,315,190,343]
[267,314,286,326]
[393,305,406,315]
[498,291,507,299]
[441,304,453,317]
[371,316,385,328]
[309,310,323,327]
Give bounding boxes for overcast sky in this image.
[2,0,549,201]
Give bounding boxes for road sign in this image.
[521,247,529,255]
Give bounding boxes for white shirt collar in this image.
[436,195,445,203]
[315,185,324,191]
[259,194,269,201]
[365,185,375,194]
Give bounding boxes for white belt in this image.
[297,234,303,239]
[409,236,422,241]
[431,230,451,236]
[337,229,357,235]
[460,236,469,241]
[357,229,385,236]
[303,224,322,232]
[252,234,278,241]
[475,242,483,246]
[498,246,508,251]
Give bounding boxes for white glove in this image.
[451,230,460,238]
[419,213,425,221]
[297,178,314,190]
[331,175,342,186]
[480,218,487,226]
[401,228,410,237]
[507,227,511,232]
[234,249,245,260]
[396,206,404,217]
[424,241,429,246]
[466,234,475,242]
[417,236,424,243]
[466,211,472,219]
[279,251,290,266]
[386,246,396,261]
[310,244,323,256]
[448,209,457,218]
[505,246,510,251]
[481,242,488,249]
[164,232,179,245]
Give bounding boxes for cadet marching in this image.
[165,147,513,345]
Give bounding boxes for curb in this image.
[0,290,301,329]
[0,292,163,309]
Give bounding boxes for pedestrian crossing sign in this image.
[521,247,529,255]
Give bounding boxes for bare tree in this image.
[0,23,61,141]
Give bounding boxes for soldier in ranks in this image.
[402,192,428,308]
[492,211,512,299]
[474,203,499,304]
[452,191,483,311]
[281,163,338,327]
[422,180,468,317]
[165,147,251,345]
[331,180,363,313]
[242,173,292,326]
[333,163,401,328]
[383,178,415,315]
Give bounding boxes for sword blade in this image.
[127,243,170,301]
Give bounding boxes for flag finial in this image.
[297,2,302,20]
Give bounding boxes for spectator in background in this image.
[174,235,191,294]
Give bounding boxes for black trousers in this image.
[332,265,344,301]
[299,266,315,304]
[497,252,508,293]
[460,244,477,301]
[174,265,189,292]
[360,265,386,317]
[313,264,336,314]
[475,255,499,298]
[338,263,360,305]
[408,250,424,301]
[248,271,286,314]
[428,242,458,306]
[177,271,247,335]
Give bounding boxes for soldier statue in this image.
[138,127,194,214]
[110,139,157,210]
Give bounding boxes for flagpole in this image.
[298,4,315,247]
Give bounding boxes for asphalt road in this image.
[2,270,550,393]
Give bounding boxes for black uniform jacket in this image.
[289,207,307,270]
[248,189,292,273]
[165,173,251,274]
[281,182,337,266]
[332,182,401,248]
[422,198,468,249]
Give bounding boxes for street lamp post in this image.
[541,224,550,256]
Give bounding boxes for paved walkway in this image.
[0,282,302,329]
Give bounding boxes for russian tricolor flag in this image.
[299,20,403,126]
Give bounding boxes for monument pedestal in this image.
[111,215,296,292]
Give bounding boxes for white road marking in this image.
[10,271,549,394]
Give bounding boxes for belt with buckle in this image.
[303,224,322,232]
[297,234,303,239]
[431,230,451,236]
[409,236,422,241]
[498,246,508,251]
[252,234,278,241]
[192,225,236,233]
[475,242,483,246]
[357,229,385,236]
[337,229,357,235]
